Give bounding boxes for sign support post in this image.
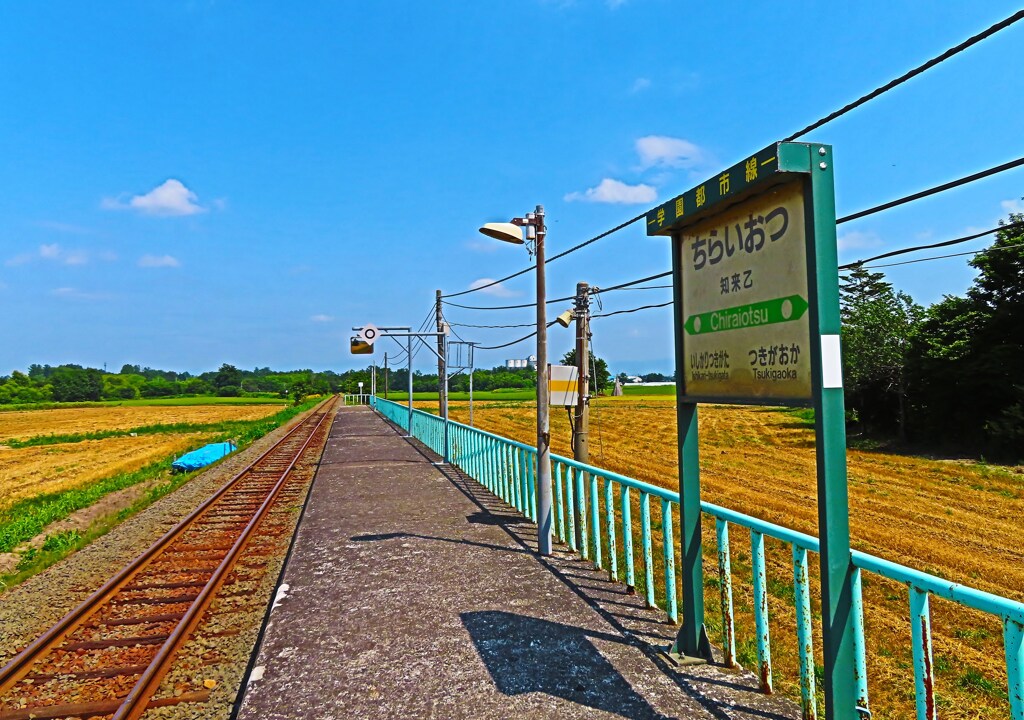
[671,244,712,663]
[805,144,858,718]
[648,141,857,717]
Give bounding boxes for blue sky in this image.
[2,1,1022,377]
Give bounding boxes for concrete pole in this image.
[573,282,590,464]
[468,345,475,427]
[406,335,414,433]
[534,205,552,556]
[384,353,389,400]
[572,281,590,552]
[435,290,447,416]
[436,290,449,462]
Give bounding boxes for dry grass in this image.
[448,397,1024,719]
[0,433,216,512]
[0,405,282,442]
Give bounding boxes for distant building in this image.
[505,355,538,370]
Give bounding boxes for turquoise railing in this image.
[371,396,1024,719]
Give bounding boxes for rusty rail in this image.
[0,395,337,719]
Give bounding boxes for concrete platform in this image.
[234,407,800,720]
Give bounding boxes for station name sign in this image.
[649,142,821,403]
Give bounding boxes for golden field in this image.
[0,404,282,442]
[447,396,1023,719]
[0,433,217,512]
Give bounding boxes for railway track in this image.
[0,396,338,720]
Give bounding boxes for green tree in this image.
[560,349,611,393]
[905,209,1024,457]
[840,266,922,440]
[50,367,103,402]
[213,363,242,389]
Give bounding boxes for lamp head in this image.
[555,309,574,328]
[479,222,525,245]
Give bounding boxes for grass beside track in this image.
[0,395,288,413]
[0,398,323,584]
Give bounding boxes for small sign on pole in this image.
[350,337,373,355]
[359,324,380,345]
[549,365,579,407]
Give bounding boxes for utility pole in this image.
[533,205,552,555]
[573,282,590,464]
[435,290,447,418]
[384,353,389,400]
[435,289,450,462]
[571,282,590,552]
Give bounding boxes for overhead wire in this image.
[440,11,1024,305]
[837,156,1024,225]
[443,292,577,311]
[839,221,1024,270]
[859,237,1024,270]
[441,212,649,299]
[474,319,562,351]
[784,9,1024,141]
[591,301,673,319]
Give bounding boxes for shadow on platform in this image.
[462,610,672,720]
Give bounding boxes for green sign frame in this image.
[655,142,859,718]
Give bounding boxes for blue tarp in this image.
[172,441,237,473]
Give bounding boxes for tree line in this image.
[840,209,1024,460]
[0,364,342,405]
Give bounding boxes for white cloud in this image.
[629,77,651,94]
[5,253,32,267]
[103,179,206,216]
[607,0,628,7]
[9,243,93,266]
[1001,198,1024,215]
[138,254,181,268]
[635,135,710,170]
[468,278,520,298]
[465,240,500,253]
[837,231,883,252]
[310,314,334,323]
[34,221,92,235]
[565,178,657,204]
[51,287,109,301]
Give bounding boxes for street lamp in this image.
[479,205,553,556]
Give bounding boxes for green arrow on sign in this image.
[685,295,809,335]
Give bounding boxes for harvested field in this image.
[447,397,1024,719]
[0,404,282,442]
[0,433,215,512]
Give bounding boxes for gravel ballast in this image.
[0,403,328,681]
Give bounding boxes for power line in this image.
[445,270,674,313]
[441,211,648,299]
[785,9,1024,141]
[837,156,1024,225]
[859,237,1024,270]
[474,319,562,351]
[447,320,537,329]
[443,292,577,311]
[592,271,672,294]
[442,11,1024,303]
[602,283,673,291]
[839,221,1024,270]
[591,300,673,319]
